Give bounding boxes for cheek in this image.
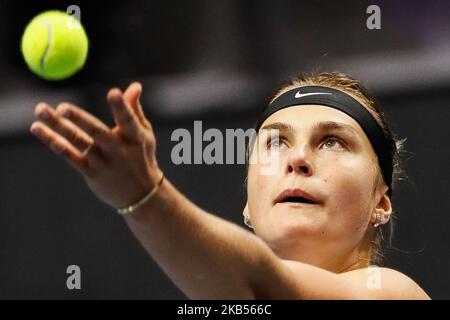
[247,165,277,217]
[321,156,375,221]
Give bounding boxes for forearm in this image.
[123,174,272,299]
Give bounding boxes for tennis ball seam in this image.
[40,21,52,72]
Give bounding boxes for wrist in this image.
[116,167,165,215]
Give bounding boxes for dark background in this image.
[0,0,449,299]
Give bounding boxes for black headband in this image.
[254,86,395,196]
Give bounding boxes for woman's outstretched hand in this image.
[30,82,163,210]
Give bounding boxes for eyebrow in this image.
[260,121,360,138]
[260,122,296,133]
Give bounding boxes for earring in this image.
[373,211,390,227]
[244,215,253,229]
[373,211,382,227]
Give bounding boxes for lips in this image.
[274,189,321,205]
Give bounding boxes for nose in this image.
[286,144,314,177]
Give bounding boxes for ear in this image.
[370,186,392,226]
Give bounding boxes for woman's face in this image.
[246,104,391,270]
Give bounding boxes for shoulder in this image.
[340,267,431,300]
[264,259,430,299]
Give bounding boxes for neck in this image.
[336,237,374,274]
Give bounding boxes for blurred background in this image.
[0,0,449,299]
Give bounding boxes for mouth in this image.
[274,189,321,206]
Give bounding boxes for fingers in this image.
[123,82,151,129]
[30,121,89,174]
[35,103,94,152]
[107,88,141,143]
[55,102,112,147]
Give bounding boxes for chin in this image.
[262,217,327,255]
[282,219,324,238]
[272,205,326,234]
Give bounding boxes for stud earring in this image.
[373,211,390,227]
[373,211,382,227]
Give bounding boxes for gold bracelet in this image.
[117,172,165,215]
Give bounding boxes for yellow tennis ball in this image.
[21,10,89,80]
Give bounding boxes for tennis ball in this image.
[21,10,89,80]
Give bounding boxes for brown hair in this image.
[245,71,407,267]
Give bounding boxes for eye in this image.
[321,136,345,150]
[267,137,287,150]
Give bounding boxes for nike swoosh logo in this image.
[294,92,332,99]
